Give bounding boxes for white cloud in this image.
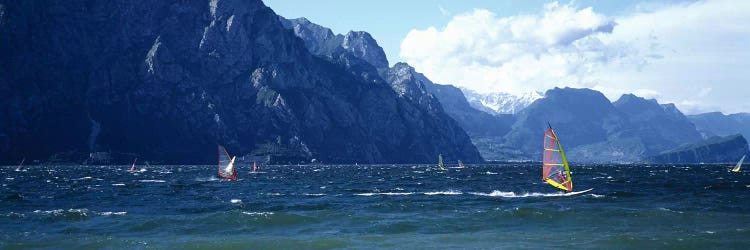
[401,0,750,114]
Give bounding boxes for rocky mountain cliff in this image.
[279,16,483,163]
[648,134,749,164]
[278,17,388,74]
[0,0,482,164]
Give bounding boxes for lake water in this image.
[1,164,749,249]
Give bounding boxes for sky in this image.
[264,0,750,115]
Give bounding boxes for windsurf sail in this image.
[542,124,573,191]
[218,145,237,180]
[129,158,137,172]
[731,155,745,172]
[15,158,25,171]
[438,154,445,170]
[252,161,257,173]
[458,160,465,168]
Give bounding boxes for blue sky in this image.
[264,0,646,64]
[264,0,750,115]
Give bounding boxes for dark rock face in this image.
[278,17,341,57]
[0,0,482,164]
[341,31,389,72]
[688,112,750,140]
[279,16,388,73]
[648,134,749,163]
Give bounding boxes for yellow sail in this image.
[438,154,445,170]
[542,126,572,191]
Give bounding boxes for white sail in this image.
[731,155,745,172]
[218,145,237,180]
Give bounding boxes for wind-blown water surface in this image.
[1,164,749,249]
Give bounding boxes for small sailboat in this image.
[218,145,237,180]
[542,123,573,192]
[458,160,465,168]
[437,154,446,171]
[252,161,257,173]
[129,158,138,172]
[731,155,745,172]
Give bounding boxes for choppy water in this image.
[1,164,749,249]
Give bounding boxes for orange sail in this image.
[542,125,572,191]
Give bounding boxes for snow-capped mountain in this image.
[461,88,543,115]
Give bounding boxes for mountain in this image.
[278,17,388,74]
[500,87,628,161]
[688,112,750,140]
[648,134,749,164]
[612,94,702,153]
[390,63,513,136]
[384,63,512,160]
[462,89,543,115]
[493,88,705,162]
[280,16,491,162]
[0,0,482,164]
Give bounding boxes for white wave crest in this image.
[303,193,326,196]
[139,180,166,183]
[230,199,242,204]
[470,189,592,197]
[242,211,274,216]
[355,192,414,196]
[424,190,463,195]
[98,211,127,216]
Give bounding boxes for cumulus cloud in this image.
[401,0,750,114]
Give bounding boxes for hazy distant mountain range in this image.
[0,0,747,164]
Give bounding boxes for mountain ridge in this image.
[0,0,482,164]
